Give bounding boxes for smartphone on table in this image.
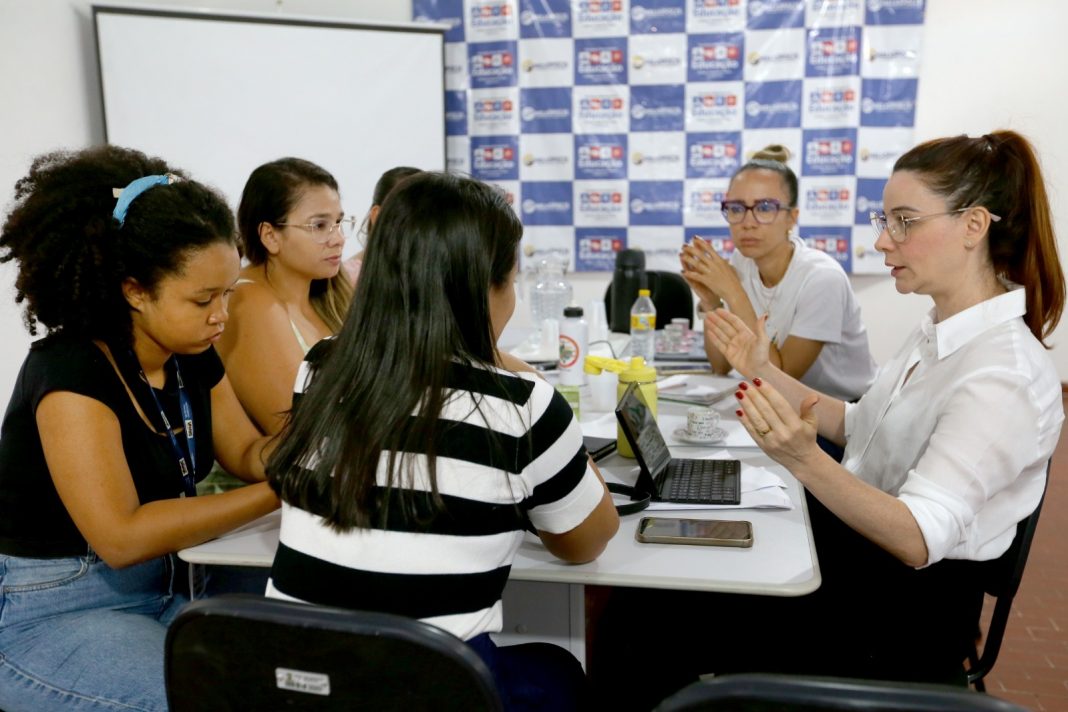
[635,517,753,547]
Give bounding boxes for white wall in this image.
[0,0,412,411]
[1,0,1067,414]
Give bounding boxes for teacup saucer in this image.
[673,427,727,445]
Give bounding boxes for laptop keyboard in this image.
[663,459,741,505]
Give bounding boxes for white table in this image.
[179,375,820,666]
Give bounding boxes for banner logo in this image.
[688,34,744,82]
[686,133,742,178]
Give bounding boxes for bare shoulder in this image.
[228,281,289,327]
[218,280,292,358]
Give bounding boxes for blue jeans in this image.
[0,551,188,712]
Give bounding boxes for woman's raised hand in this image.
[705,308,770,379]
[734,379,821,471]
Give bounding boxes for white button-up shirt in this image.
[842,287,1063,566]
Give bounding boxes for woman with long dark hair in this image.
[217,158,354,436]
[266,172,619,709]
[0,146,279,712]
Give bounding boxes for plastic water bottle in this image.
[529,258,572,325]
[558,306,588,386]
[629,289,657,364]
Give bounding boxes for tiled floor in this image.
[982,396,1068,711]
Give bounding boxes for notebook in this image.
[614,382,741,505]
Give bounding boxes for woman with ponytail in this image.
[592,132,1064,706]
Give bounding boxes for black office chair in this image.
[655,673,1031,712]
[165,594,503,712]
[965,463,1049,691]
[605,270,695,329]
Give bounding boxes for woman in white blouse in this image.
[714,130,1062,668]
[590,131,1064,707]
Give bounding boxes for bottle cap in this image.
[563,305,584,317]
[638,289,651,297]
[618,356,657,383]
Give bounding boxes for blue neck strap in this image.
[136,355,198,498]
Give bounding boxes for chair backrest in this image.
[966,462,1049,688]
[655,673,1031,712]
[604,270,695,330]
[165,594,503,712]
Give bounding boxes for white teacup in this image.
[686,406,721,439]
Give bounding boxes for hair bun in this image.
[752,144,791,163]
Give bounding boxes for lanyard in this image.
[138,355,198,498]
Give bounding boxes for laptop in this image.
[614,382,741,505]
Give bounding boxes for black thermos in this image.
[609,249,646,333]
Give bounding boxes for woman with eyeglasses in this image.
[0,146,279,712]
[680,145,876,405]
[216,158,354,436]
[591,132,1064,708]
[265,171,619,710]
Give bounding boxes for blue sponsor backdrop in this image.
[415,0,925,273]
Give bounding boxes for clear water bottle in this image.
[629,289,657,364]
[529,257,572,325]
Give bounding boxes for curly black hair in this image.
[0,145,236,346]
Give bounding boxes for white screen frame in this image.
[93,4,446,256]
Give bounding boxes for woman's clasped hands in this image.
[679,236,742,307]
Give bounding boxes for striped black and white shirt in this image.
[265,345,605,641]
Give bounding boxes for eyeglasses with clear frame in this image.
[274,216,358,243]
[869,208,1002,244]
[720,199,788,225]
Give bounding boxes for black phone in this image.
[583,436,617,462]
[635,517,753,547]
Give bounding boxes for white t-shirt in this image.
[842,287,1063,566]
[730,238,877,401]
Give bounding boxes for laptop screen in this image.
[615,382,671,480]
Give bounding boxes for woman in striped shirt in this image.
[265,171,619,710]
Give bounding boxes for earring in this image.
[964,240,974,248]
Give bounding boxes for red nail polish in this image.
[735,409,744,417]
[738,382,749,391]
[734,391,744,400]
[753,377,763,387]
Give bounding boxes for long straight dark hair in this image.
[268,172,523,529]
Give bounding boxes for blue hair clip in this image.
[112,174,177,227]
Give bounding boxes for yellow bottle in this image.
[616,356,657,458]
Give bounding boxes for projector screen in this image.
[94,5,446,257]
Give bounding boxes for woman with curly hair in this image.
[0,145,279,712]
